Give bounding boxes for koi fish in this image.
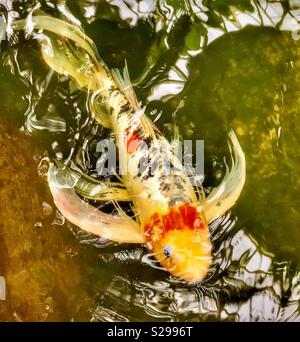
[14,15,246,282]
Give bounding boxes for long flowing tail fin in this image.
[13,15,115,128]
[13,15,109,91]
[203,130,246,223]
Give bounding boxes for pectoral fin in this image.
[203,130,246,223]
[73,170,130,202]
[48,164,145,244]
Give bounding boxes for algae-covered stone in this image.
[0,121,96,321]
[176,27,300,263]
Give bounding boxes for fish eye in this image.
[163,246,172,258]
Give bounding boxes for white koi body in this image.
[14,15,246,282]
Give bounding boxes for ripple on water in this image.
[1,0,300,321]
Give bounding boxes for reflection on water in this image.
[0,0,300,321]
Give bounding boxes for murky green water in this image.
[1,0,300,321]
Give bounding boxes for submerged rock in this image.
[175,27,300,264]
[0,121,96,321]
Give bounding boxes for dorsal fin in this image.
[111,61,140,112]
[111,62,157,138]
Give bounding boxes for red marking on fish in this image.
[127,130,142,153]
[144,203,205,242]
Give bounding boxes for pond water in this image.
[0,0,300,321]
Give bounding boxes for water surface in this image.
[0,0,300,321]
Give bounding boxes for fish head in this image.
[145,203,212,282]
